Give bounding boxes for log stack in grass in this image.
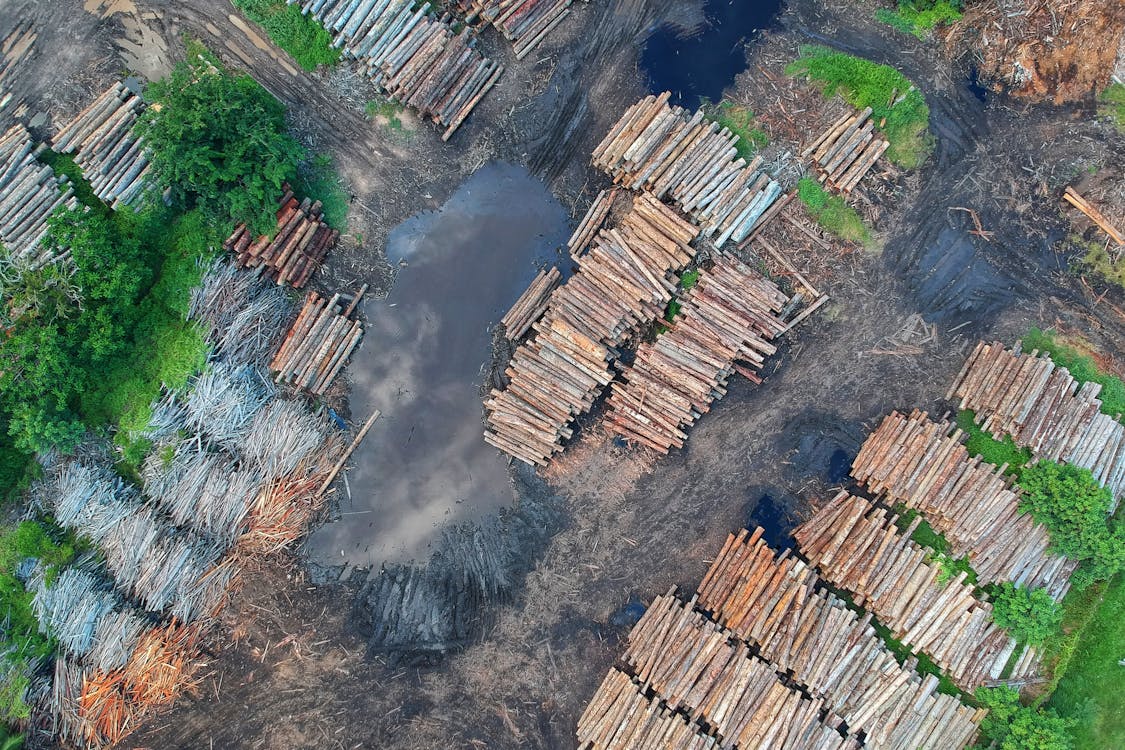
[604,253,791,453]
[224,189,339,289]
[592,93,782,247]
[0,124,79,267]
[270,290,364,396]
[51,81,151,209]
[794,491,1017,691]
[484,193,699,466]
[802,106,890,193]
[852,409,1077,598]
[291,0,503,139]
[947,341,1125,510]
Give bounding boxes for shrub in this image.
[232,0,340,71]
[292,154,349,231]
[797,177,872,245]
[876,1,963,40]
[664,269,700,322]
[975,686,1073,750]
[703,101,768,161]
[1022,328,1125,420]
[1099,83,1125,133]
[1018,461,1124,586]
[956,409,1032,475]
[991,582,1062,646]
[786,46,932,168]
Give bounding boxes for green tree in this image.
[135,50,303,234]
[976,686,1073,750]
[991,582,1062,645]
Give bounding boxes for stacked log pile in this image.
[795,491,1014,690]
[696,528,985,748]
[604,253,790,452]
[51,82,150,209]
[500,266,560,340]
[224,190,338,288]
[484,194,698,465]
[577,670,718,750]
[461,0,576,60]
[291,0,503,140]
[0,124,79,267]
[269,290,365,395]
[852,409,1077,598]
[567,188,616,260]
[802,107,890,193]
[619,593,857,749]
[592,93,782,247]
[947,341,1125,510]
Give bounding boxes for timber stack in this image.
[0,124,79,267]
[947,341,1125,510]
[459,0,577,60]
[802,106,890,192]
[51,81,150,209]
[852,409,1077,598]
[270,289,365,396]
[592,92,782,248]
[291,0,503,140]
[794,491,1017,690]
[604,253,790,452]
[484,193,698,466]
[567,188,617,260]
[500,266,560,340]
[578,671,719,750]
[224,189,338,288]
[696,528,985,748]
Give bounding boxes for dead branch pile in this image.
[802,106,889,193]
[500,266,560,340]
[460,0,576,60]
[604,253,790,452]
[795,491,1016,691]
[292,0,504,139]
[1062,186,1125,246]
[51,82,149,209]
[224,190,339,288]
[578,670,718,750]
[269,290,364,395]
[243,398,333,478]
[696,528,984,748]
[592,93,782,247]
[189,258,290,367]
[568,188,617,260]
[947,341,1125,511]
[0,124,79,267]
[181,363,275,449]
[483,194,699,466]
[852,410,1077,598]
[615,593,857,749]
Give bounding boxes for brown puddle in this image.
[305,161,571,569]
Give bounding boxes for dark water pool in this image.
[305,162,570,568]
[641,0,784,109]
[744,492,796,550]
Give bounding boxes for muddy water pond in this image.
[305,162,570,569]
[642,0,784,108]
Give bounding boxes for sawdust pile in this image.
[948,0,1125,102]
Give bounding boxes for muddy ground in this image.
[4,0,1125,748]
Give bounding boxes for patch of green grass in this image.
[35,149,110,215]
[894,506,978,585]
[1099,83,1125,133]
[796,177,873,246]
[292,154,349,232]
[787,45,933,168]
[231,0,340,71]
[1071,233,1125,291]
[1047,572,1125,749]
[663,269,700,323]
[875,1,963,40]
[365,99,406,131]
[1023,328,1125,420]
[703,101,768,161]
[955,409,1032,476]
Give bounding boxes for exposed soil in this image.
[4,0,1125,748]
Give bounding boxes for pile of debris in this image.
[592,92,782,248]
[0,123,79,267]
[224,189,339,289]
[292,0,504,139]
[795,491,1025,690]
[270,289,365,395]
[948,341,1125,510]
[51,82,150,209]
[483,193,698,466]
[853,409,1077,598]
[604,253,791,453]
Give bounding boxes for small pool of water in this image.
[745,492,795,551]
[826,448,852,483]
[641,0,784,109]
[305,162,571,568]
